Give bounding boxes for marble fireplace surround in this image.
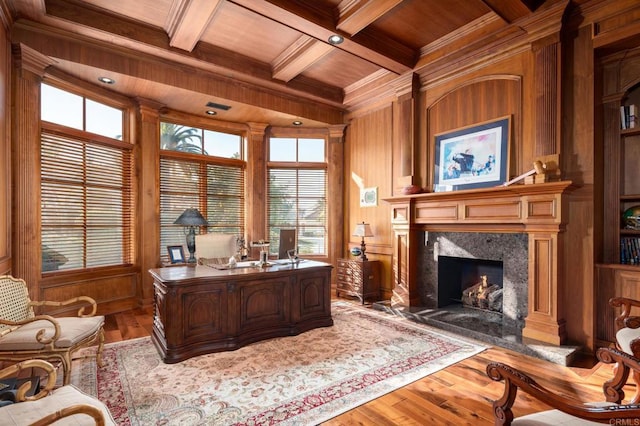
[383,181,574,347]
[420,231,528,326]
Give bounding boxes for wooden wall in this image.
[342,0,617,352]
[0,6,10,276]
[345,106,395,299]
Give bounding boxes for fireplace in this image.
[417,231,528,336]
[382,182,577,362]
[437,256,503,312]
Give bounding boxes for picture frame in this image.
[433,116,510,192]
[167,245,185,264]
[359,187,378,207]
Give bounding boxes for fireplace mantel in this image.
[383,180,575,345]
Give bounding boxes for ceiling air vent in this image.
[205,101,231,111]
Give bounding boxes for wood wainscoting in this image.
[383,180,575,346]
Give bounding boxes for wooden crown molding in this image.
[12,42,55,77]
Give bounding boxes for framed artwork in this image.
[167,245,185,264]
[433,116,510,192]
[360,187,378,207]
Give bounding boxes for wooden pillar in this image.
[245,122,269,250]
[523,229,566,345]
[523,0,568,159]
[328,124,346,265]
[0,28,11,276]
[11,44,54,299]
[602,94,623,264]
[533,37,561,156]
[389,198,420,308]
[136,98,164,305]
[391,73,420,195]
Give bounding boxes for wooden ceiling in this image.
[5,0,551,127]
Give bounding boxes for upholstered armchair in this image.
[0,359,115,425]
[486,347,640,425]
[610,296,640,403]
[0,275,104,385]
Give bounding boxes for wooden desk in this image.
[149,260,333,363]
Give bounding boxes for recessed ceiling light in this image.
[98,76,115,85]
[205,110,217,116]
[292,120,303,126]
[328,34,344,45]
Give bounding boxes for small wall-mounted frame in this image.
[434,116,510,192]
[360,187,378,207]
[167,245,185,264]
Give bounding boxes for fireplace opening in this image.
[437,255,503,313]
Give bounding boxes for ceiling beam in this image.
[6,0,45,20]
[480,0,535,23]
[12,21,346,124]
[336,0,403,36]
[271,35,333,82]
[165,0,223,52]
[230,0,414,74]
[40,0,343,103]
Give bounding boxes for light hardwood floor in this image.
[104,305,628,426]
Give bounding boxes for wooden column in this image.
[0,27,11,276]
[391,72,420,195]
[328,125,346,265]
[136,98,164,305]
[523,0,568,158]
[245,122,269,249]
[523,230,566,344]
[533,37,561,156]
[389,199,420,308]
[601,94,623,264]
[11,44,54,299]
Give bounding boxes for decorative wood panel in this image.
[0,21,9,276]
[183,287,226,340]
[11,44,52,300]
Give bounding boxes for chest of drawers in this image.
[336,258,381,304]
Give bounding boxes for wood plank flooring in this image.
[104,305,630,426]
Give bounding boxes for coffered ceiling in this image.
[5,0,554,127]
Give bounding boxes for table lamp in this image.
[352,222,373,261]
[174,208,208,263]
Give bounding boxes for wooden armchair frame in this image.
[610,296,640,354]
[486,347,640,425]
[0,275,104,385]
[610,296,640,403]
[0,359,108,425]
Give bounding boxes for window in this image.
[160,122,242,158]
[159,122,245,260]
[40,85,132,272]
[268,137,327,256]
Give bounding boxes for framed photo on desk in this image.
[167,245,185,264]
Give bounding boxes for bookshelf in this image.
[595,47,640,347]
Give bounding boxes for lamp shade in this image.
[352,222,373,238]
[174,208,208,226]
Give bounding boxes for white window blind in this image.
[41,132,134,272]
[267,168,327,255]
[159,157,245,260]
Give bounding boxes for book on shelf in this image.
[620,105,637,130]
[621,237,640,264]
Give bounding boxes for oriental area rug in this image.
[72,302,486,425]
